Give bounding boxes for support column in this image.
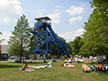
[57,47,59,58]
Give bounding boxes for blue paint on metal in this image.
[30,17,69,59]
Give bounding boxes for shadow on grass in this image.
[6,61,45,65]
[86,62,97,65]
[99,72,108,75]
[0,64,21,68]
[27,61,44,64]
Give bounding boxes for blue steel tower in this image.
[31,17,69,59]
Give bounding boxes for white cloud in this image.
[69,17,76,24]
[77,16,83,21]
[0,19,3,23]
[0,31,12,45]
[54,9,60,13]
[47,5,63,24]
[36,9,46,16]
[66,6,84,15]
[3,18,10,24]
[47,13,61,24]
[58,28,84,42]
[0,0,24,24]
[69,16,83,24]
[55,5,64,12]
[73,28,84,36]
[55,5,59,8]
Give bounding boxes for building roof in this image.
[35,16,51,21]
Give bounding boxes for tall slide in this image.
[31,17,69,58]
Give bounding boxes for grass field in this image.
[0,60,108,81]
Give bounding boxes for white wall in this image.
[1,45,9,53]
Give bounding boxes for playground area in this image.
[0,16,108,81]
[0,60,108,81]
[0,0,108,80]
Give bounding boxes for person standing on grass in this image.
[70,56,73,64]
[22,59,26,63]
[97,55,103,64]
[103,55,106,64]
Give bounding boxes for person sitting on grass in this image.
[70,56,73,64]
[20,62,35,71]
[43,59,48,63]
[52,57,56,62]
[22,59,26,63]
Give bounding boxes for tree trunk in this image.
[20,53,22,63]
[20,40,23,63]
[106,54,108,64]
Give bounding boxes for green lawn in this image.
[0,60,108,81]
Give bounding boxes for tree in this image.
[67,42,72,54]
[80,0,108,62]
[8,14,31,62]
[29,34,35,54]
[0,32,4,43]
[70,36,84,55]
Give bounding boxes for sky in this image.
[0,0,93,45]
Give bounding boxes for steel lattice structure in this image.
[31,17,69,59]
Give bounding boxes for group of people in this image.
[82,55,108,73]
[43,57,56,63]
[61,56,75,67]
[20,55,107,72]
[20,58,55,71]
[82,63,108,73]
[87,55,106,64]
[64,55,84,64]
